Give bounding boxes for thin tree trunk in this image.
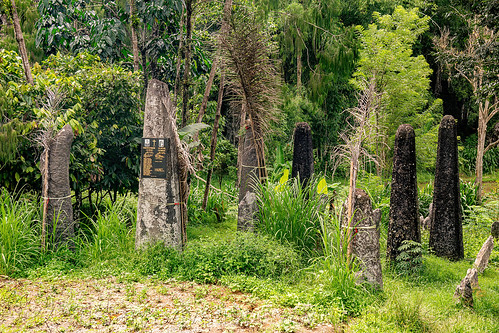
[237,103,247,187]
[174,9,185,105]
[181,0,193,128]
[193,56,219,143]
[475,102,487,204]
[130,0,139,72]
[296,45,302,90]
[10,0,33,85]
[202,74,225,210]
[346,154,358,266]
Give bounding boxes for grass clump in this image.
[0,189,40,276]
[256,176,327,258]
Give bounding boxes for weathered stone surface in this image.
[423,203,433,230]
[41,124,74,247]
[454,268,478,307]
[291,122,314,187]
[429,115,464,260]
[473,236,494,273]
[345,189,383,289]
[136,79,182,250]
[238,121,260,231]
[387,124,420,264]
[238,192,258,232]
[492,221,499,239]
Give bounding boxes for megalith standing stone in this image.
[291,122,314,187]
[429,115,464,260]
[136,79,183,250]
[238,120,260,231]
[473,236,494,273]
[491,221,499,239]
[344,189,383,289]
[41,123,74,247]
[387,124,420,263]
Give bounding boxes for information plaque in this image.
[140,138,170,179]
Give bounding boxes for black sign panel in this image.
[140,138,169,178]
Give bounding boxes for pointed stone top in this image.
[395,124,415,139]
[295,122,311,131]
[441,115,457,128]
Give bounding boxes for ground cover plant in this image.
[1,172,498,332]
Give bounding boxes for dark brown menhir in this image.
[429,115,464,260]
[291,122,314,187]
[387,124,420,263]
[237,120,261,231]
[491,221,499,239]
[41,124,74,247]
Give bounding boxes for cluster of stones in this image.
[45,78,492,302]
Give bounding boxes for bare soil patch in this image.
[0,276,338,332]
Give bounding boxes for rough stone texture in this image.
[387,124,420,264]
[41,124,74,246]
[291,122,314,187]
[429,115,464,260]
[492,221,499,239]
[237,192,258,232]
[346,189,383,289]
[423,203,433,230]
[136,79,182,250]
[473,236,494,273]
[454,268,478,307]
[237,121,260,231]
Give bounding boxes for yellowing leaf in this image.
[317,178,328,195]
[276,169,289,192]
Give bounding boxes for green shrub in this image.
[179,232,303,283]
[395,240,425,275]
[256,176,327,257]
[0,189,40,276]
[418,181,433,218]
[187,184,231,226]
[460,180,479,219]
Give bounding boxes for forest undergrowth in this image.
[1,173,498,332]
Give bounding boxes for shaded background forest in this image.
[1,0,498,205]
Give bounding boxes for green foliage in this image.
[187,185,231,226]
[460,180,479,219]
[256,175,327,258]
[418,181,433,218]
[0,50,142,199]
[179,232,303,284]
[83,197,136,261]
[0,189,40,276]
[395,240,424,275]
[460,134,499,175]
[352,6,432,168]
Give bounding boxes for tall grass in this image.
[256,176,327,257]
[0,189,40,276]
[83,196,136,261]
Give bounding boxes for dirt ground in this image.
[0,276,340,332]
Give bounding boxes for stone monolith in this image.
[136,79,182,250]
[238,120,260,231]
[345,189,383,289]
[41,123,74,247]
[387,124,420,264]
[291,122,314,187]
[429,115,464,260]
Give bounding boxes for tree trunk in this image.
[296,44,302,90]
[475,102,487,203]
[174,9,185,105]
[202,73,225,210]
[10,0,33,85]
[237,103,247,187]
[193,56,219,144]
[181,0,193,128]
[130,0,139,72]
